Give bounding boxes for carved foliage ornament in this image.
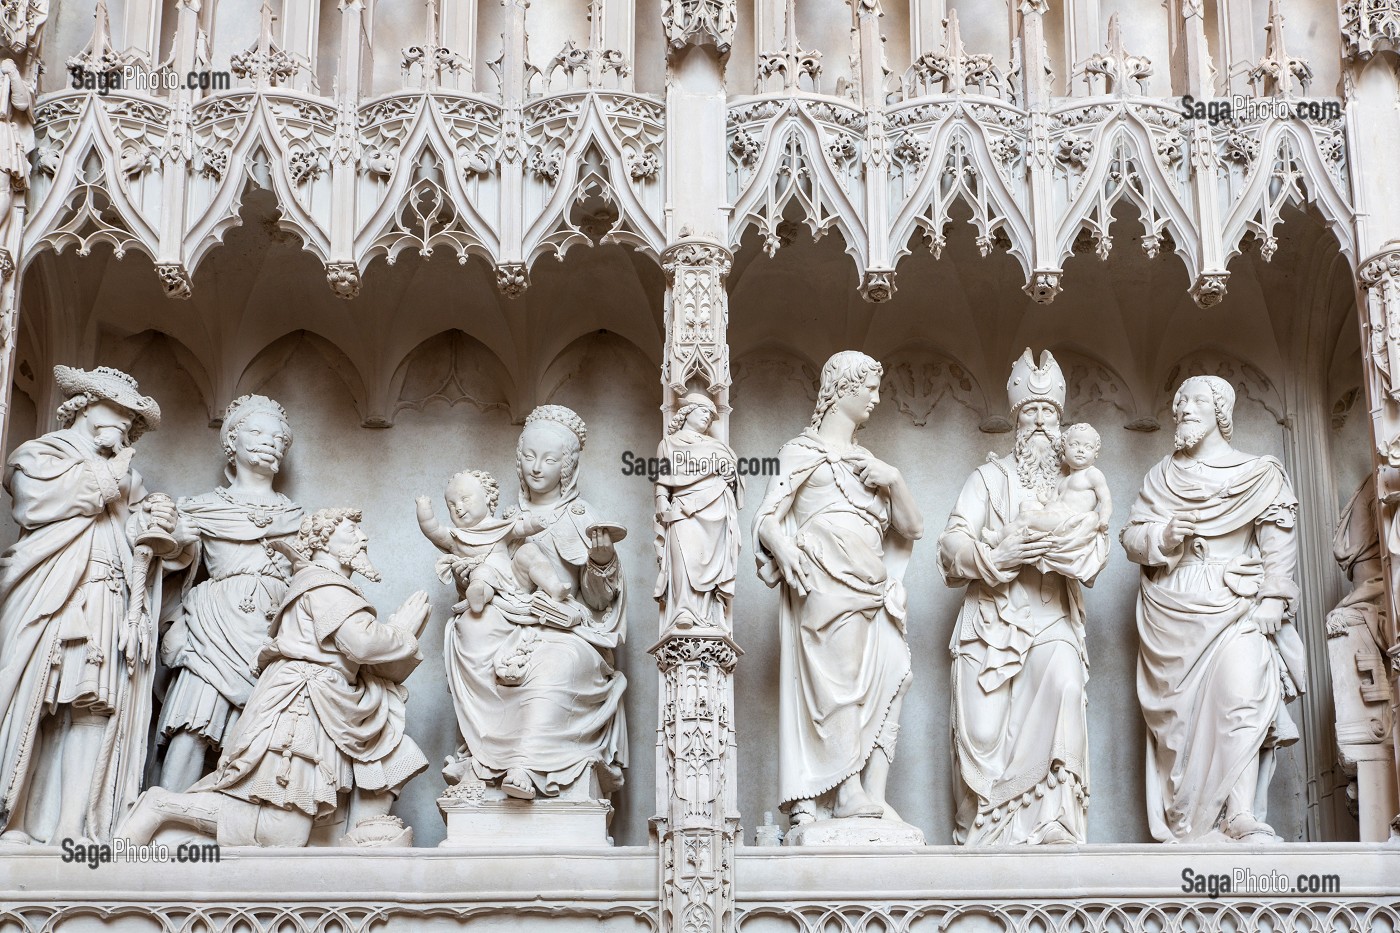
[1342,0,1400,61]
[663,0,736,56]
[0,0,45,56]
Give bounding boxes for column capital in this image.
[650,632,742,674]
[662,239,734,282]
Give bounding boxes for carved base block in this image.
[438,791,614,848]
[783,817,925,847]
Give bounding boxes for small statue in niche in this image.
[415,469,568,613]
[753,351,924,831]
[439,405,628,801]
[0,55,33,269]
[122,508,431,847]
[1122,375,1303,842]
[157,395,303,792]
[654,391,743,631]
[0,365,174,845]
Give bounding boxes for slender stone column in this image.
[655,4,740,930]
[0,3,46,450]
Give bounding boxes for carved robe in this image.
[654,427,743,628]
[753,432,913,808]
[0,428,158,839]
[939,454,1107,845]
[446,493,628,795]
[201,565,428,820]
[1121,452,1299,842]
[159,488,303,746]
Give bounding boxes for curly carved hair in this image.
[295,507,363,556]
[667,399,717,436]
[1060,422,1102,452]
[447,469,500,515]
[809,351,884,430]
[56,393,152,443]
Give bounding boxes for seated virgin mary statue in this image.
[440,405,629,800]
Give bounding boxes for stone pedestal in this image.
[783,817,925,847]
[437,764,614,847]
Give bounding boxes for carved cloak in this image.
[1122,452,1299,841]
[753,431,913,808]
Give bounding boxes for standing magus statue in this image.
[157,395,303,791]
[753,350,924,845]
[1122,375,1303,842]
[0,365,174,845]
[939,349,1108,846]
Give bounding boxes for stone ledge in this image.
[736,842,1400,898]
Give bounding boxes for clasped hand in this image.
[845,450,899,489]
[1162,511,1199,551]
[142,494,177,533]
[989,524,1054,571]
[1250,596,1286,635]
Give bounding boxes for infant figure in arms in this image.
[994,422,1112,545]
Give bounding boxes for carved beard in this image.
[336,543,382,583]
[1013,425,1063,500]
[1174,419,1209,452]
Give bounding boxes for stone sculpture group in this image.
[0,349,1324,847]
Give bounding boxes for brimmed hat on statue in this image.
[54,364,161,438]
[1006,349,1066,415]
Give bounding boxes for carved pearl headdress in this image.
[1006,348,1066,415]
[524,404,588,450]
[223,394,290,435]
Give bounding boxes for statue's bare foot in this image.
[0,829,34,846]
[501,769,537,800]
[833,778,884,820]
[873,799,903,823]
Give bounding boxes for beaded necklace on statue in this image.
[216,485,278,529]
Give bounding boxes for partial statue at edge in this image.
[0,366,174,845]
[939,349,1108,846]
[753,351,924,844]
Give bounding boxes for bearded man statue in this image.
[1122,375,1302,842]
[938,349,1109,845]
